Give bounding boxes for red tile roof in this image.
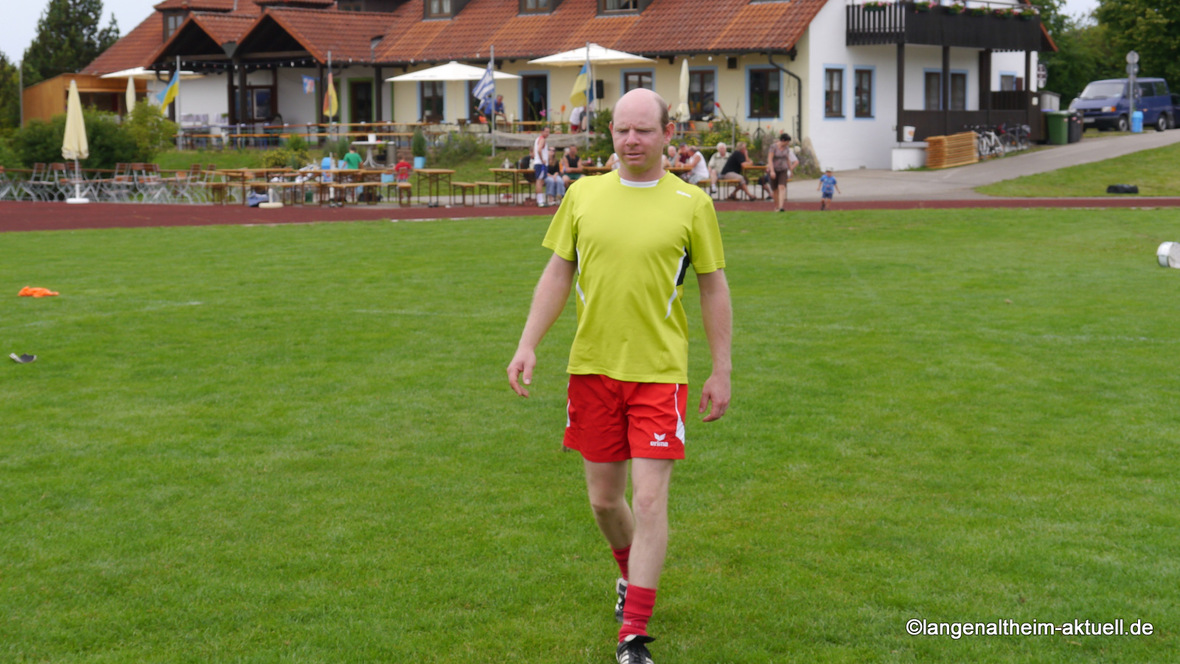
[189,12,260,44]
[152,0,263,13]
[87,0,829,75]
[372,0,822,64]
[256,8,398,63]
[81,14,164,74]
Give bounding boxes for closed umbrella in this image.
[676,58,690,122]
[125,76,136,116]
[62,80,90,204]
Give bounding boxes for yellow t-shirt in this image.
[542,171,725,383]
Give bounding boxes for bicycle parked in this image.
[996,122,1032,152]
[965,124,1006,159]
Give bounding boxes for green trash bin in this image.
[1045,111,1070,145]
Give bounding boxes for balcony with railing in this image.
[847,1,1043,51]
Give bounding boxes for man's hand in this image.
[507,348,536,398]
[699,372,730,422]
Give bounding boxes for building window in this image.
[1000,74,1019,91]
[163,11,187,41]
[521,0,550,12]
[623,70,653,93]
[420,80,444,122]
[748,68,780,118]
[426,0,451,17]
[924,71,941,110]
[854,68,873,118]
[689,69,715,121]
[339,0,362,10]
[950,72,967,110]
[824,68,843,118]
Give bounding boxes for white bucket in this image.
[903,126,916,142]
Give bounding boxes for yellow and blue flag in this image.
[570,61,593,108]
[156,70,180,114]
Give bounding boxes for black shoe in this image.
[615,578,628,623]
[616,634,655,664]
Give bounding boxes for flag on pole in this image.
[302,75,316,94]
[156,70,180,114]
[473,57,496,105]
[323,72,338,118]
[570,61,593,107]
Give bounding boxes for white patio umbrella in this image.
[386,61,521,82]
[100,67,203,80]
[62,80,89,204]
[527,43,654,66]
[676,57,690,122]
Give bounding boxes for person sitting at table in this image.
[663,144,680,169]
[543,149,566,207]
[678,143,710,187]
[719,141,755,201]
[706,142,729,197]
[561,145,584,187]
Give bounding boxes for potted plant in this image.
[969,5,988,15]
[1016,6,1037,19]
[944,2,965,13]
[411,128,427,169]
[992,7,1013,17]
[863,0,890,10]
[913,0,936,12]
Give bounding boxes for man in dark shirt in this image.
[718,141,754,200]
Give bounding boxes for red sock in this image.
[611,545,631,580]
[618,584,657,642]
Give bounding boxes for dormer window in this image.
[426,0,451,17]
[521,0,561,13]
[599,0,648,14]
[163,11,187,41]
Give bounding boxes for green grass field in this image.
[2,208,1178,663]
[979,141,1180,197]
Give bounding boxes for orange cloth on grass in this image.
[18,287,59,297]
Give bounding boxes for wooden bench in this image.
[475,181,511,205]
[451,181,476,206]
[330,180,385,205]
[389,181,413,206]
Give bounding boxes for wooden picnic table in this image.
[414,168,455,207]
[489,168,534,205]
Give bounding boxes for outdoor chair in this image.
[0,167,13,201]
[51,161,97,201]
[24,163,58,202]
[102,163,136,203]
[134,163,170,203]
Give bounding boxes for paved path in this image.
[793,128,1180,203]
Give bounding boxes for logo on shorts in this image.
[650,433,669,448]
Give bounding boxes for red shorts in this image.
[563,374,687,463]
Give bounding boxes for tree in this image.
[22,0,119,86]
[1040,16,1119,103]
[1097,0,1180,91]
[0,53,19,129]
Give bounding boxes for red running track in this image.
[3,197,1179,233]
